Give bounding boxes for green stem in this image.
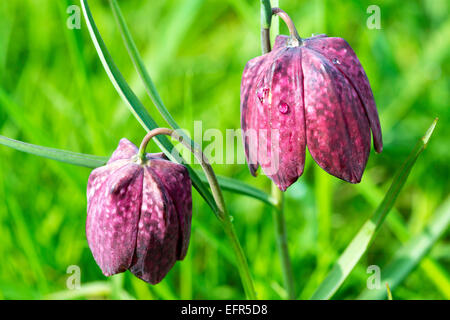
[138,128,256,299]
[272,7,302,46]
[271,184,296,299]
[222,216,257,299]
[260,0,272,53]
[261,1,296,300]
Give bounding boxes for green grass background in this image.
[0,0,448,299]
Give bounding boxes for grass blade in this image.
[0,135,108,168]
[356,173,450,298]
[212,174,276,207]
[79,0,217,213]
[310,118,439,300]
[109,0,179,131]
[358,196,450,299]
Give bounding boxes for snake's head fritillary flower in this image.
[86,138,192,284]
[240,9,382,191]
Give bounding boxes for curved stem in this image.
[138,128,256,299]
[272,7,302,46]
[138,128,226,216]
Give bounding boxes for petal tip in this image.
[374,141,383,153]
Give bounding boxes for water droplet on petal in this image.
[333,58,341,65]
[279,101,289,114]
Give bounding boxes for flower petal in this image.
[86,163,143,276]
[147,159,192,260]
[273,35,289,50]
[86,159,129,216]
[256,47,306,191]
[241,53,273,175]
[129,166,179,284]
[145,152,168,161]
[305,37,383,152]
[108,138,138,163]
[302,48,371,183]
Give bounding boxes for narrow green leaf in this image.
[358,196,450,300]
[109,0,179,131]
[0,135,107,168]
[211,174,276,207]
[79,0,218,213]
[310,118,438,300]
[356,173,450,298]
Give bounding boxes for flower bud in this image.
[86,138,192,284]
[241,33,382,191]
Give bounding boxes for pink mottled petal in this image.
[108,138,138,163]
[129,166,179,284]
[147,159,192,260]
[86,163,143,276]
[145,152,168,161]
[273,35,289,50]
[241,53,274,175]
[86,159,129,208]
[305,37,382,152]
[256,48,306,191]
[302,48,370,183]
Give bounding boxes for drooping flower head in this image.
[86,138,192,284]
[241,8,382,191]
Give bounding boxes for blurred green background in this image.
[0,0,448,299]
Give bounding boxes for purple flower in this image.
[86,138,192,284]
[241,33,382,191]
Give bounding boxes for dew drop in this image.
[279,101,289,114]
[332,58,341,65]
